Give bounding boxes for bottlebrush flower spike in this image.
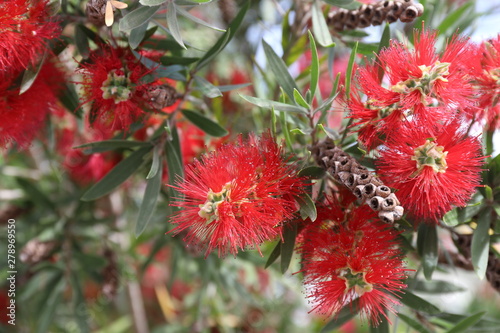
[472,34,500,129]
[0,0,60,74]
[0,59,64,149]
[299,203,408,326]
[168,132,308,257]
[349,28,476,150]
[376,121,485,223]
[78,45,153,131]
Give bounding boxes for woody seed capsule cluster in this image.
[327,0,424,31]
[311,139,404,223]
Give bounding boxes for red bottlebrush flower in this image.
[472,34,500,129]
[169,132,307,257]
[349,29,476,150]
[0,58,64,149]
[0,0,60,74]
[299,203,407,325]
[376,121,485,223]
[78,45,152,131]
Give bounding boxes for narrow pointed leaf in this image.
[311,0,335,47]
[293,89,310,108]
[377,23,390,83]
[194,76,222,98]
[176,6,225,31]
[74,140,152,154]
[265,242,281,268]
[413,280,465,294]
[81,147,151,201]
[140,0,166,5]
[344,41,358,99]
[146,145,161,179]
[129,22,149,49]
[181,109,228,137]
[280,223,298,274]
[119,5,160,31]
[308,31,320,98]
[20,52,47,94]
[398,313,433,333]
[239,94,308,114]
[417,223,438,280]
[262,40,299,100]
[296,192,317,221]
[400,290,440,315]
[136,157,163,237]
[298,166,325,178]
[471,208,491,279]
[75,24,90,58]
[166,2,186,49]
[446,311,486,333]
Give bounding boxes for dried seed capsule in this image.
[356,172,372,185]
[345,173,359,188]
[362,183,376,198]
[393,205,404,219]
[375,185,392,197]
[354,185,365,199]
[147,84,178,111]
[414,3,424,16]
[381,193,399,210]
[400,5,419,22]
[338,171,352,186]
[391,1,404,16]
[372,7,387,25]
[379,211,395,223]
[386,10,398,23]
[368,196,384,211]
[345,10,360,30]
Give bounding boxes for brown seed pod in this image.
[311,139,404,223]
[86,0,107,26]
[147,84,178,111]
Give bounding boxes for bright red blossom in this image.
[0,59,64,148]
[472,34,500,128]
[349,29,476,150]
[0,0,60,75]
[299,201,407,325]
[377,121,485,223]
[78,45,152,131]
[169,132,307,257]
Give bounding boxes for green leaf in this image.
[417,224,438,280]
[398,313,433,333]
[344,41,358,99]
[140,0,166,5]
[239,94,308,114]
[194,75,223,98]
[280,223,298,274]
[119,5,160,31]
[36,277,65,333]
[177,0,213,3]
[160,55,199,66]
[262,40,299,101]
[400,290,441,315]
[265,242,281,268]
[321,299,360,332]
[308,31,320,98]
[146,145,161,179]
[74,252,108,270]
[446,312,486,333]
[280,110,293,151]
[311,0,335,47]
[176,6,225,31]
[471,208,492,279]
[413,280,465,294]
[298,166,325,179]
[485,185,493,201]
[129,22,149,49]
[166,2,186,49]
[74,140,152,154]
[81,147,151,201]
[75,24,90,58]
[20,51,47,94]
[436,2,474,36]
[293,89,310,108]
[296,192,317,221]
[195,1,249,69]
[181,109,228,137]
[216,83,252,92]
[165,127,184,186]
[136,155,163,237]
